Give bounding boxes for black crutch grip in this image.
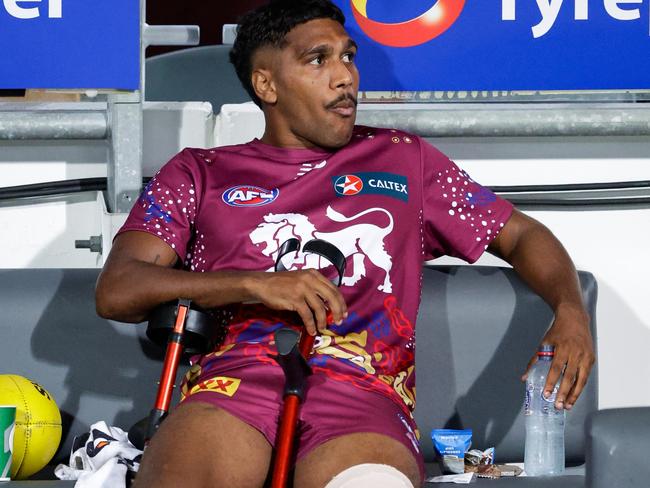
[272,328,312,401]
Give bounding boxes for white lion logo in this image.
[249,206,394,293]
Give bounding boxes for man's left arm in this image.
[488,208,595,411]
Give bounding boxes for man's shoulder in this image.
[181,141,256,158]
[151,143,259,180]
[349,125,422,152]
[168,141,262,168]
[349,125,454,177]
[352,125,418,139]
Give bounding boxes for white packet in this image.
[425,472,475,484]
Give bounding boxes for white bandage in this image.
[324,463,415,488]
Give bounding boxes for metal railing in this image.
[0,0,199,213]
[355,103,650,138]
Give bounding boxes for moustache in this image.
[325,94,358,110]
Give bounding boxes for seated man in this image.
[95,1,595,487]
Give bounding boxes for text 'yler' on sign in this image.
[502,0,647,38]
[2,0,62,19]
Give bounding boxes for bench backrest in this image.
[1,268,168,464]
[145,45,251,112]
[0,266,598,467]
[413,265,598,464]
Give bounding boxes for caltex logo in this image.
[334,175,364,196]
[351,0,466,47]
[333,172,409,202]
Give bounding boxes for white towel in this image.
[55,421,142,488]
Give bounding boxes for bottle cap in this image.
[537,344,555,357]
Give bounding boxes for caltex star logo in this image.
[334,175,364,196]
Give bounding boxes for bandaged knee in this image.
[324,463,414,488]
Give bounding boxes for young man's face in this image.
[255,18,360,149]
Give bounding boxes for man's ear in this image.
[252,68,277,105]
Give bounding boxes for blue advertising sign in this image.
[0,0,139,90]
[333,0,650,91]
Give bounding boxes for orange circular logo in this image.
[351,0,466,47]
[335,175,364,196]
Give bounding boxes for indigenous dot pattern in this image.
[134,151,217,267]
[434,164,506,251]
[137,175,196,251]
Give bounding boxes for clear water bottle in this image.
[524,345,565,476]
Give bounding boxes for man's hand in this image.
[522,304,595,411]
[246,269,348,336]
[489,209,595,410]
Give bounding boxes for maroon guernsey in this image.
[118,125,513,415]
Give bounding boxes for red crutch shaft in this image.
[153,303,189,412]
[271,331,316,488]
[271,395,300,488]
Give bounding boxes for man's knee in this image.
[324,464,415,488]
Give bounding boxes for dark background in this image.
[146,1,267,57]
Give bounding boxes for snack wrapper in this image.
[464,447,495,466]
[431,429,472,474]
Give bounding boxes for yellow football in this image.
[0,375,62,480]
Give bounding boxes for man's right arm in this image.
[95,231,347,334]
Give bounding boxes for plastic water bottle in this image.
[524,345,565,476]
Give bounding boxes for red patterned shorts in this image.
[180,362,424,479]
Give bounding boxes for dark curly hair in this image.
[230,0,346,107]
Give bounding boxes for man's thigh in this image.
[134,402,272,488]
[293,432,421,488]
[294,374,424,487]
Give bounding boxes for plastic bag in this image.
[431,429,473,474]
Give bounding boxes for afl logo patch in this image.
[222,185,279,207]
[334,175,364,196]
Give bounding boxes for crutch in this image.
[271,238,346,488]
[128,299,224,449]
